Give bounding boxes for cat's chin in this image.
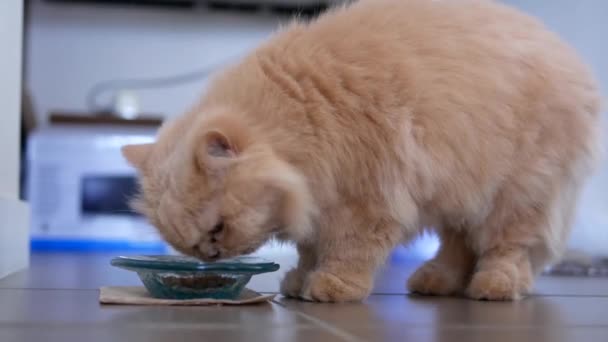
[222,238,274,260]
[273,227,300,243]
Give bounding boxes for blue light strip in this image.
[30,238,168,253]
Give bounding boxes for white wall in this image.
[0,0,29,279]
[26,0,282,123]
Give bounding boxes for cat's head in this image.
[122,109,315,261]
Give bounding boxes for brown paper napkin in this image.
[99,286,275,306]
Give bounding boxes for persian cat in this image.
[122,0,601,301]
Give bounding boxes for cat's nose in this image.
[210,220,224,243]
[195,244,221,261]
[207,249,221,260]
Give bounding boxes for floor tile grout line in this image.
[0,287,101,292]
[0,287,281,294]
[0,285,608,300]
[0,321,325,333]
[2,288,608,299]
[370,292,608,298]
[271,299,365,342]
[528,294,608,298]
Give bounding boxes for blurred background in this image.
[20,0,607,277]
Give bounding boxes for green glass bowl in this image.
[110,255,280,300]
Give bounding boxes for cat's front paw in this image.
[280,268,307,298]
[407,261,465,296]
[301,271,371,302]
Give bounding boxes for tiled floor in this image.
[1,252,608,342]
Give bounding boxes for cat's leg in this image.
[466,244,534,301]
[466,131,591,301]
[300,207,403,302]
[280,243,317,298]
[466,203,550,301]
[466,181,584,300]
[407,229,475,296]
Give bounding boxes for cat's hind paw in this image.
[466,269,523,301]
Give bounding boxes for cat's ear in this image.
[195,113,250,171]
[196,129,239,171]
[122,143,154,169]
[204,130,238,159]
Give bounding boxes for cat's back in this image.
[305,0,594,87]
[263,0,600,152]
[277,0,598,198]
[313,0,599,137]
[197,0,601,220]
[295,0,556,62]
[228,0,599,129]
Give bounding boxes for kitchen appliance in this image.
[26,124,166,252]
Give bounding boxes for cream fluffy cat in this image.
[122,0,601,302]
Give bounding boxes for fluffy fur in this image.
[122,0,602,302]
